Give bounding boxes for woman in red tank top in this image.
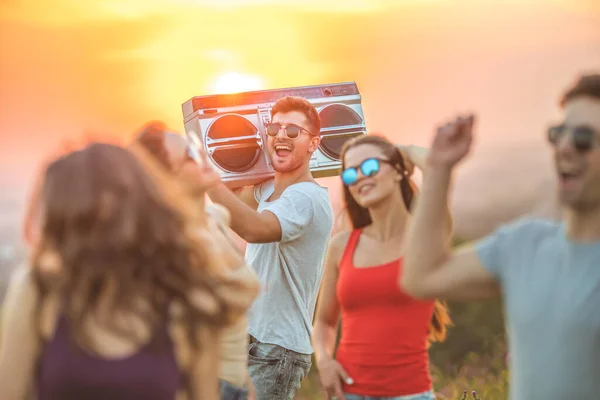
[312,135,452,400]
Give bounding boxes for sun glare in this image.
[212,72,265,94]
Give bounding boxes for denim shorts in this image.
[220,379,249,400]
[342,390,436,400]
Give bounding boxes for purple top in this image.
[37,316,182,400]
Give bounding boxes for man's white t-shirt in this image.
[245,179,333,354]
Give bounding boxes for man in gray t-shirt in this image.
[476,218,600,399]
[246,179,332,356]
[401,73,600,399]
[203,96,334,399]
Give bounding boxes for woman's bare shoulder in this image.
[330,230,352,248]
[328,231,353,266]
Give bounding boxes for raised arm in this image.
[400,115,501,301]
[178,150,281,243]
[313,232,353,400]
[206,183,282,243]
[399,144,454,237]
[231,185,259,211]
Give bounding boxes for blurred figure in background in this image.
[401,74,600,399]
[0,142,257,400]
[313,135,451,400]
[133,121,194,174]
[134,122,260,400]
[133,122,238,240]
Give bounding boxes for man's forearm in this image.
[403,165,453,289]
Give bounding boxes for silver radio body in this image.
[181,82,367,188]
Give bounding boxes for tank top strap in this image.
[43,313,69,348]
[339,229,363,269]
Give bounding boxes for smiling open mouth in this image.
[558,170,583,188]
[274,143,293,157]
[358,183,375,195]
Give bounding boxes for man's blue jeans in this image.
[247,338,312,400]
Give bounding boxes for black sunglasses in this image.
[265,122,313,139]
[341,157,397,186]
[547,124,600,153]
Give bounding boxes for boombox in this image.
[181,82,367,188]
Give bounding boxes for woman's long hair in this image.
[30,142,253,356]
[339,134,451,343]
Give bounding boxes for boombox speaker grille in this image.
[318,104,364,160]
[207,114,261,173]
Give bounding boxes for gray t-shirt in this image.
[245,179,333,354]
[476,217,600,400]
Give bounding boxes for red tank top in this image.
[335,229,435,397]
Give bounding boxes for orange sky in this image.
[1,0,599,236]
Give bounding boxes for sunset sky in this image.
[1,0,599,237]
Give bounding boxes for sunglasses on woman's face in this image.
[342,158,394,186]
[547,124,600,153]
[265,122,313,139]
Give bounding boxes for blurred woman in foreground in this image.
[0,142,257,400]
[134,121,260,400]
[313,135,452,400]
